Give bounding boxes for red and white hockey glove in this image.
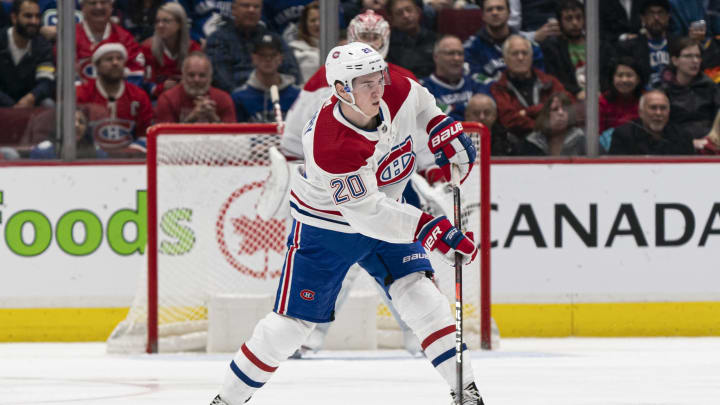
[427,117,477,184]
[415,213,478,265]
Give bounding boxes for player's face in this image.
[434,37,464,80]
[352,71,385,116]
[356,32,384,53]
[11,1,40,39]
[154,10,180,41]
[182,57,212,97]
[82,0,113,27]
[95,52,126,83]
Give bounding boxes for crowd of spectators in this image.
[2,0,720,160]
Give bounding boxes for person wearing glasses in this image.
[659,36,720,141]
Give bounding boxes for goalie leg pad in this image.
[220,312,315,404]
[389,272,474,389]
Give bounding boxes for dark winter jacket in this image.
[0,28,55,106]
[609,119,695,155]
[463,26,545,81]
[490,68,572,137]
[599,0,643,43]
[387,27,436,78]
[205,19,301,94]
[660,72,720,139]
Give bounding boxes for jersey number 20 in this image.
[330,175,366,204]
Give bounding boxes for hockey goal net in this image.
[107,122,493,354]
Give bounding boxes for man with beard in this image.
[0,0,55,107]
[464,0,544,82]
[74,0,145,86]
[539,0,587,100]
[76,43,153,156]
[155,51,236,123]
[617,0,676,88]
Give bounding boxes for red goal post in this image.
[108,122,491,354]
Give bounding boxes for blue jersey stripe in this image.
[289,201,350,226]
[230,360,265,388]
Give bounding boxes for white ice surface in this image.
[1,338,719,405]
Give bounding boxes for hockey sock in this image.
[389,272,475,389]
[220,312,315,404]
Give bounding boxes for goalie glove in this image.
[415,213,478,265]
[427,117,476,184]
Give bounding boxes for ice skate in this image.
[450,382,485,405]
[210,394,250,404]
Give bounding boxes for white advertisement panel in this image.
[492,163,720,303]
[1,162,718,308]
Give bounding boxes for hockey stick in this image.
[451,163,464,405]
[270,84,284,133]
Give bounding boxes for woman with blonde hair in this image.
[141,2,202,99]
[289,1,321,84]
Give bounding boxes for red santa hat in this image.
[92,43,127,65]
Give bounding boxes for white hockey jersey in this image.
[289,75,448,243]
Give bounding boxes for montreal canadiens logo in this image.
[92,119,134,149]
[300,289,315,301]
[332,51,340,58]
[376,136,415,187]
[216,181,287,280]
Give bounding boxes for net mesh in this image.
[107,125,492,353]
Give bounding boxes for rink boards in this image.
[0,159,719,340]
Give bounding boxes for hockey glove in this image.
[427,117,477,184]
[415,214,478,265]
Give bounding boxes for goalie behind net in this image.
[106,123,495,353]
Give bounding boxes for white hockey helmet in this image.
[325,42,389,107]
[347,9,390,58]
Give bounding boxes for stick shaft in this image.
[451,164,463,404]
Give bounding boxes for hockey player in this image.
[257,9,437,356]
[210,42,485,405]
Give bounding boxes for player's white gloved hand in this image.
[415,213,477,265]
[427,117,476,184]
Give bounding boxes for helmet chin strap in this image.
[337,88,376,119]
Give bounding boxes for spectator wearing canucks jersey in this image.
[464,0,544,82]
[156,52,236,123]
[385,0,436,78]
[616,0,677,88]
[76,43,153,156]
[490,35,572,138]
[232,34,300,122]
[73,0,146,87]
[0,0,55,107]
[420,35,491,122]
[205,0,300,94]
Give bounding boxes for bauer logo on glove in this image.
[427,117,477,184]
